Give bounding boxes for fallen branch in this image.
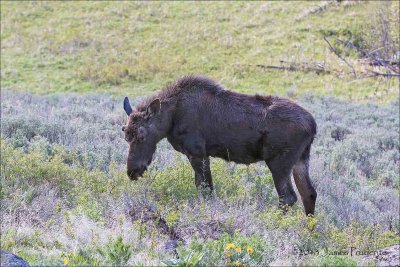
[331,36,400,75]
[368,59,400,66]
[333,37,368,57]
[252,60,330,75]
[324,36,358,78]
[296,1,335,21]
[124,195,183,242]
[370,71,400,78]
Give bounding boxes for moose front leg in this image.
[175,131,213,190]
[188,157,213,190]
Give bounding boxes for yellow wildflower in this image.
[235,247,242,253]
[226,243,235,250]
[247,245,254,254]
[63,257,68,265]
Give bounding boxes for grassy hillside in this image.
[1,1,399,100]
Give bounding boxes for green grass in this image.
[1,1,399,101]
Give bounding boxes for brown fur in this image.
[123,75,318,215]
[135,75,224,111]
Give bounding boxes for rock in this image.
[0,250,30,267]
[363,245,400,267]
[331,126,351,141]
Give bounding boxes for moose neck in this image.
[151,102,174,143]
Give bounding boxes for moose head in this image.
[122,97,161,180]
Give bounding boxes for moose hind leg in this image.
[266,159,297,210]
[189,157,213,190]
[293,159,317,215]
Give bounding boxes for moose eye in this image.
[124,132,135,142]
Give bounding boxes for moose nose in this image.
[122,126,126,131]
[127,170,139,181]
[127,166,147,181]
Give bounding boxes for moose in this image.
[122,75,317,215]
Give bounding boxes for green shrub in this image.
[162,248,203,267]
[149,158,198,205]
[103,236,132,266]
[62,248,101,266]
[310,254,357,267]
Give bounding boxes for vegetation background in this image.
[1,1,399,266]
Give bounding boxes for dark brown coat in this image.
[123,75,317,214]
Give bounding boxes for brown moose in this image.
[122,75,317,215]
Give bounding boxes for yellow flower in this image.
[235,247,242,253]
[247,245,254,254]
[63,257,68,265]
[226,243,235,250]
[225,252,232,257]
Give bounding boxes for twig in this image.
[324,36,358,78]
[124,195,184,242]
[255,64,290,70]
[295,1,335,21]
[370,71,400,77]
[253,61,330,74]
[370,53,400,74]
[334,37,368,57]
[368,59,400,66]
[333,36,400,74]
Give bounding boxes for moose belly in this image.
[206,141,262,164]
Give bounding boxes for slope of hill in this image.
[1,1,399,100]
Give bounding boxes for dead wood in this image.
[124,195,183,242]
[325,36,400,78]
[253,60,330,75]
[324,36,358,78]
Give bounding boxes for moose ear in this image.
[124,97,133,116]
[145,98,161,118]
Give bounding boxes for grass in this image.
[1,1,399,101]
